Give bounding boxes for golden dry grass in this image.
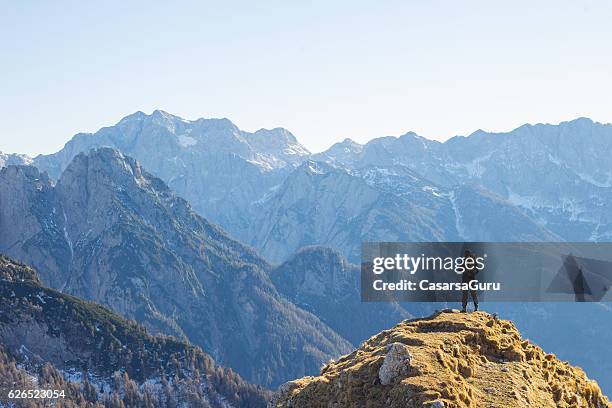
[274,310,611,408]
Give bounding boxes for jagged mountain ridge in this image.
[321,118,612,242]
[246,161,459,263]
[31,110,309,246]
[274,310,611,408]
[34,110,309,179]
[0,148,352,388]
[0,254,271,408]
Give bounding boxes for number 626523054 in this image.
[8,389,65,399]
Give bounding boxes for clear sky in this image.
[1,0,612,156]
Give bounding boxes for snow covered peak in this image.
[246,128,310,164]
[117,110,189,126]
[33,111,313,178]
[0,151,32,168]
[312,138,363,166]
[331,138,363,153]
[117,111,147,124]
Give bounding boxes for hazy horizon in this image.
[2,1,612,156]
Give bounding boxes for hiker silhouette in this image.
[461,250,479,312]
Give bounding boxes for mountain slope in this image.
[274,310,611,408]
[485,302,612,395]
[248,162,558,263]
[0,254,271,408]
[247,162,460,263]
[271,246,413,345]
[0,149,351,388]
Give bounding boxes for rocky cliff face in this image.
[0,165,71,288]
[0,254,271,408]
[274,310,611,408]
[0,149,351,388]
[249,162,557,263]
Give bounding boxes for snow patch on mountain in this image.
[506,189,544,210]
[574,170,612,188]
[283,144,310,156]
[178,134,198,147]
[422,186,442,197]
[305,161,325,175]
[462,151,493,177]
[448,191,465,238]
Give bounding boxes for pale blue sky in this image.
[1,0,612,156]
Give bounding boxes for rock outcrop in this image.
[379,342,413,385]
[274,310,611,408]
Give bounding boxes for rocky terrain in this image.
[0,254,271,407]
[0,148,351,388]
[274,310,611,408]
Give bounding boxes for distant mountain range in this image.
[10,111,611,264]
[1,111,612,394]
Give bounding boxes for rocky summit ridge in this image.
[273,310,611,408]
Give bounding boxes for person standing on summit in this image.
[461,250,479,312]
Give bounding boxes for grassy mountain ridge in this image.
[274,310,611,408]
